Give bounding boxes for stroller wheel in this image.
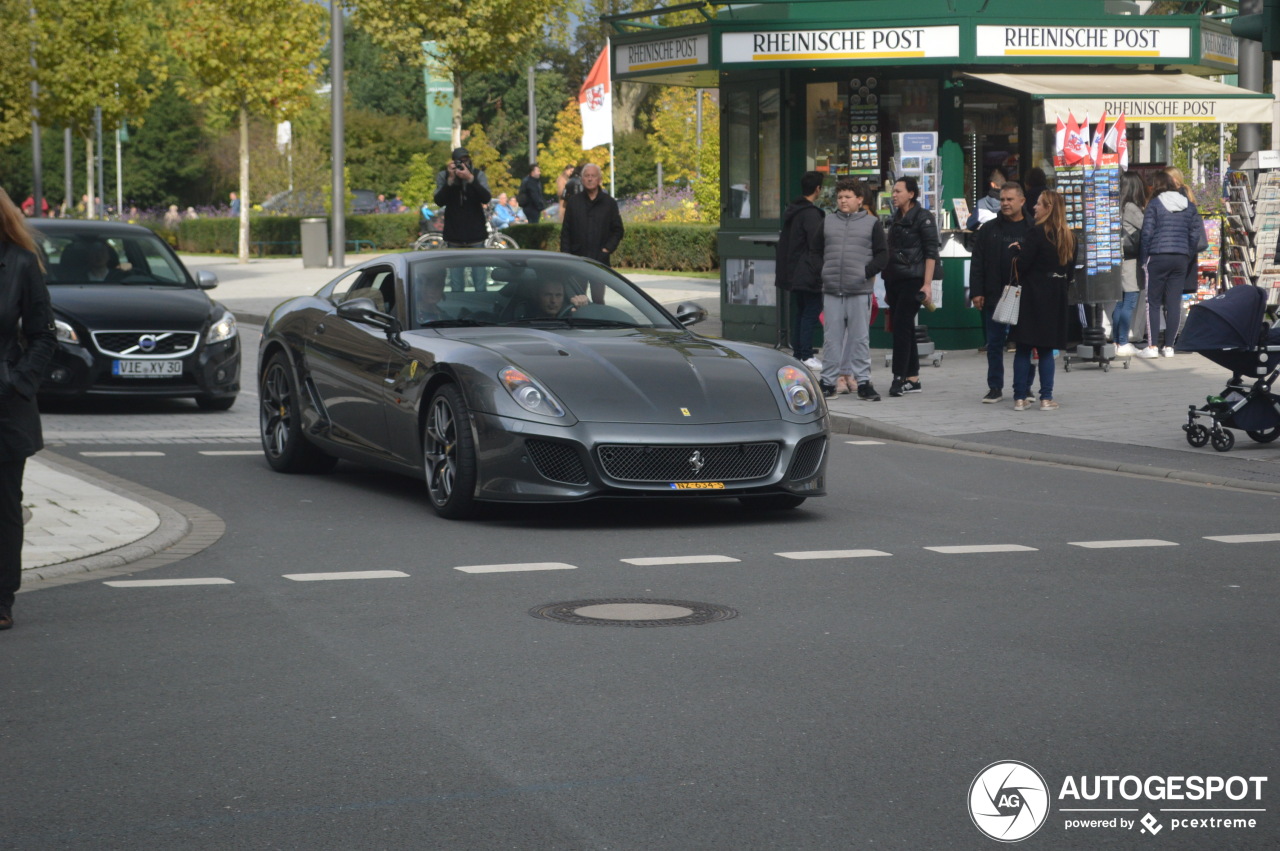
[1211,429,1236,452]
[1246,427,1280,443]
[1185,423,1210,448]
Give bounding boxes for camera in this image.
[452,160,469,172]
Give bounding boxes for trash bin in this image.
[300,218,328,268]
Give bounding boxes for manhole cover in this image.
[529,598,738,627]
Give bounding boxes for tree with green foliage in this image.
[30,0,165,217]
[341,24,427,122]
[169,0,326,262]
[120,81,210,208]
[352,0,569,147]
[0,0,33,147]
[650,87,718,190]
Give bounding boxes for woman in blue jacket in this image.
[1139,170,1202,358]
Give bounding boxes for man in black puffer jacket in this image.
[969,182,1032,403]
[776,170,826,365]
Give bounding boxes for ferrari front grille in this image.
[596,442,779,482]
[526,439,590,485]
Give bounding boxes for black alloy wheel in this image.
[423,384,479,518]
[259,353,337,473]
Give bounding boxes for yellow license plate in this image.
[669,482,725,490]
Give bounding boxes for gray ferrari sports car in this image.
[258,250,829,518]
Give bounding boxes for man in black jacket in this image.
[433,147,492,248]
[969,182,1032,403]
[776,170,826,366]
[518,164,548,224]
[560,163,624,285]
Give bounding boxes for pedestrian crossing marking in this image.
[1069,539,1178,549]
[454,562,578,574]
[776,549,892,559]
[198,450,262,456]
[105,578,234,587]
[80,451,165,457]
[620,555,740,566]
[1204,533,1280,543]
[283,571,410,581]
[924,544,1038,554]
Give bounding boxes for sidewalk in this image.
[22,251,1279,582]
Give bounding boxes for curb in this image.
[828,413,1280,495]
[19,450,226,590]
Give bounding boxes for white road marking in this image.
[1205,533,1280,544]
[283,570,410,581]
[845,440,885,445]
[776,549,892,559]
[924,544,1038,554]
[620,555,740,565]
[1070,539,1179,549]
[198,450,261,456]
[104,578,234,587]
[454,562,577,574]
[80,451,165,457]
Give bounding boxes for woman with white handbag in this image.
[1008,190,1074,411]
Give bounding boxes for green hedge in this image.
[505,222,718,271]
[176,213,419,255]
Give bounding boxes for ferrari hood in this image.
[50,285,217,330]
[459,328,779,424]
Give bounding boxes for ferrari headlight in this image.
[54,318,80,345]
[499,366,565,418]
[206,310,237,344]
[777,365,820,415]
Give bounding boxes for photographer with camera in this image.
[433,146,492,248]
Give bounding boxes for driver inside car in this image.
[413,266,451,324]
[526,279,588,319]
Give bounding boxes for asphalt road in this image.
[4,416,1279,847]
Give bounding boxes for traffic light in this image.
[1232,0,1280,53]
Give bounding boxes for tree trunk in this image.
[613,80,649,135]
[452,70,463,149]
[84,135,95,219]
[238,105,250,265]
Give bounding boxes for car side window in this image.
[336,266,396,314]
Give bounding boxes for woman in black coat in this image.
[1010,189,1074,412]
[883,176,939,397]
[0,187,57,630]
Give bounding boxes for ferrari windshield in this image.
[405,255,680,330]
[38,231,193,287]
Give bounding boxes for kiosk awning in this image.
[964,72,1275,124]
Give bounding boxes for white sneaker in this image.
[1161,347,1176,358]
[1136,347,1160,359]
[803,357,822,370]
[1115,343,1136,356]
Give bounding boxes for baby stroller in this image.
[1178,284,1280,452]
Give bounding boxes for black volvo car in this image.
[30,220,240,410]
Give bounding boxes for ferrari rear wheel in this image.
[259,353,338,473]
[738,494,807,510]
[423,383,479,518]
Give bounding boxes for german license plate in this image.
[113,359,182,378]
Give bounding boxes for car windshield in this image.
[404,256,679,330]
[37,231,193,287]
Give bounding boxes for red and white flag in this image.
[1112,114,1128,169]
[1063,112,1089,166]
[1053,114,1066,165]
[579,43,612,150]
[1089,110,1108,167]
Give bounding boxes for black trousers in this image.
[886,278,924,378]
[0,457,26,608]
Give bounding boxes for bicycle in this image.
[413,216,519,251]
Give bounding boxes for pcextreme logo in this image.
[969,762,1268,843]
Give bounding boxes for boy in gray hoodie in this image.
[821,178,889,399]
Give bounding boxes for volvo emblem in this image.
[688,450,706,473]
[138,334,158,352]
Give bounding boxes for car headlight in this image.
[777,365,820,415]
[54,318,79,345]
[499,366,565,418]
[206,310,237,344]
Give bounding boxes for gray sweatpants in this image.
[821,292,872,386]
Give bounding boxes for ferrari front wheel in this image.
[259,353,337,473]
[423,384,479,518]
